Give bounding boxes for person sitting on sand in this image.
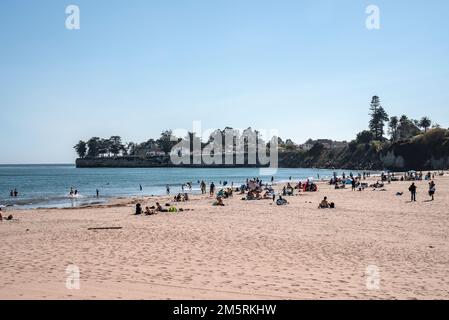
[276,195,288,206]
[144,206,156,215]
[135,203,142,215]
[174,193,182,202]
[213,196,225,206]
[225,188,233,198]
[183,193,189,201]
[156,202,168,212]
[318,197,331,209]
[263,190,273,199]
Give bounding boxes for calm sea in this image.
[0,165,374,209]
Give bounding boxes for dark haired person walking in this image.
[428,181,436,201]
[409,183,417,202]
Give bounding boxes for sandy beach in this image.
[1,174,449,300]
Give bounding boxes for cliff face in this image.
[379,129,449,170]
[278,145,382,170]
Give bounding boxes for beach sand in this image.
[1,174,449,300]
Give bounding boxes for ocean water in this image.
[0,165,374,209]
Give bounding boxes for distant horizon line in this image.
[0,163,75,166]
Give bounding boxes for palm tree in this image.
[419,117,432,132]
[74,141,87,158]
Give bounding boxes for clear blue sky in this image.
[1,0,448,163]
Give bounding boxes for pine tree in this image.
[369,96,389,140]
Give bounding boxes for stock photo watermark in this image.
[366,5,380,30]
[169,121,279,175]
[66,264,80,290]
[365,265,381,290]
[66,5,80,30]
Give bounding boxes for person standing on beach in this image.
[351,179,356,191]
[140,184,143,191]
[210,182,215,196]
[96,189,99,198]
[166,185,170,195]
[200,181,206,194]
[428,181,436,201]
[409,183,417,202]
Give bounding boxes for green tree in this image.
[388,116,399,141]
[74,140,87,158]
[125,142,137,155]
[397,115,420,140]
[369,96,389,140]
[98,138,111,157]
[419,117,432,132]
[87,137,101,157]
[157,130,176,154]
[356,130,374,144]
[108,136,124,156]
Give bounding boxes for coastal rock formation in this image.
[76,129,449,171]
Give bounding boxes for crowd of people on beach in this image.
[1,170,445,222]
[123,169,446,218]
